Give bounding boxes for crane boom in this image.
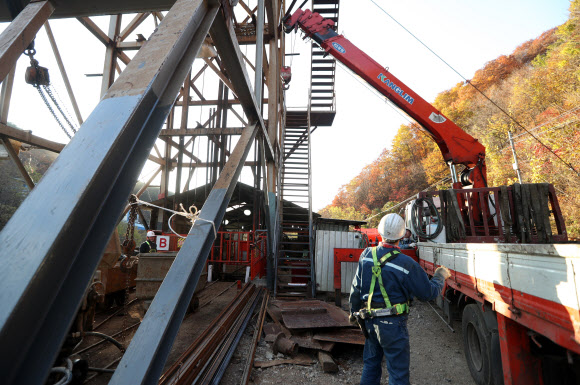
[284,9,487,188]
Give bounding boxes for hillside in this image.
[319,0,580,238]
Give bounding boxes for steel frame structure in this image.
[0,0,286,383]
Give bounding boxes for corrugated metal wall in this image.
[315,230,362,293]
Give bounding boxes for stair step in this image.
[312,8,339,14]
[312,74,335,79]
[276,274,312,279]
[312,0,340,5]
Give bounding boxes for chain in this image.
[35,86,73,139]
[25,46,78,139]
[122,195,138,255]
[43,85,77,134]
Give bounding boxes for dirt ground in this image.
[79,283,475,385]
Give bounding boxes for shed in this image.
[314,218,367,294]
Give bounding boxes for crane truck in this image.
[284,7,579,385]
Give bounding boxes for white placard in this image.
[157,235,170,251]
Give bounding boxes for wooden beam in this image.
[0,123,65,152]
[0,1,54,84]
[159,127,244,137]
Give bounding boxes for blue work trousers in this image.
[360,315,410,385]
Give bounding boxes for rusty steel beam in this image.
[159,284,256,385]
[0,0,219,382]
[0,1,54,84]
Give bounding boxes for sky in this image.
[0,0,573,212]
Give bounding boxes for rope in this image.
[130,196,216,238]
[368,0,580,178]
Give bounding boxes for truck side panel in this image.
[419,243,580,354]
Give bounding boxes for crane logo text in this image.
[377,73,414,104]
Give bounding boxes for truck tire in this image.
[462,304,502,385]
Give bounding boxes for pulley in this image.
[25,59,50,87]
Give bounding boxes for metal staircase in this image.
[275,109,315,297]
[309,0,339,125]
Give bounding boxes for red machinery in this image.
[158,231,267,280]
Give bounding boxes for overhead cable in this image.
[364,176,451,222]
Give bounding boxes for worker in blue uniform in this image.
[349,213,451,385]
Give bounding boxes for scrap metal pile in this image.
[259,299,364,373]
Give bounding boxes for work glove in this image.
[349,313,357,326]
[434,266,451,281]
[409,243,417,248]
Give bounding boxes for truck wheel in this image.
[463,304,492,385]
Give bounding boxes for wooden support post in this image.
[44,21,83,125]
[101,14,122,97]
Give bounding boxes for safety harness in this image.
[360,247,409,319]
[146,240,157,253]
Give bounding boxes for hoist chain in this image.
[43,85,77,134]
[25,46,78,139]
[35,86,73,139]
[122,196,138,255]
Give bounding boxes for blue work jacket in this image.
[349,244,445,313]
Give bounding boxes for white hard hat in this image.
[147,230,156,237]
[378,214,406,242]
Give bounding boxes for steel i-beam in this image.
[0,0,218,383]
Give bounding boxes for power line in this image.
[364,176,451,222]
[368,0,580,178]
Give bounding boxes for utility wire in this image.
[335,61,415,126]
[364,176,452,222]
[368,0,580,178]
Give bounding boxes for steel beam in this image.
[0,1,54,84]
[0,0,218,383]
[110,120,260,384]
[209,9,275,163]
